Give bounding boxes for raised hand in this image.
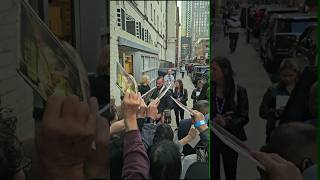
[146,99,159,121]
[122,93,141,131]
[38,95,97,180]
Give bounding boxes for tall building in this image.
[181,1,190,37]
[181,1,209,60]
[181,1,193,37]
[175,6,180,66]
[191,1,209,56]
[110,1,176,105]
[180,1,192,61]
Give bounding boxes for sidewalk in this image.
[213,20,271,180]
[170,70,195,129]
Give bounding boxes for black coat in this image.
[259,82,290,121]
[89,74,109,108]
[212,82,249,141]
[280,66,316,124]
[259,82,291,142]
[138,84,150,95]
[150,86,174,113]
[172,89,188,107]
[191,87,208,104]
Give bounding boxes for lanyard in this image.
[216,96,225,114]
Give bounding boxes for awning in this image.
[118,37,159,55]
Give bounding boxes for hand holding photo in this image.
[116,61,138,94]
[170,96,195,115]
[211,121,266,171]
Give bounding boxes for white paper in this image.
[196,91,201,97]
[157,83,172,100]
[170,96,195,115]
[211,121,266,170]
[276,95,290,110]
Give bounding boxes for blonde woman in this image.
[138,74,151,95]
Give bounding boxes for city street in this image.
[213,19,271,180]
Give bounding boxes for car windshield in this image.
[277,19,317,33]
[198,68,208,73]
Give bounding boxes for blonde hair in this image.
[140,74,150,84]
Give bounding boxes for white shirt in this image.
[164,74,175,88]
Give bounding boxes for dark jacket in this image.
[260,82,291,142]
[138,84,150,95]
[280,66,316,124]
[173,88,188,107]
[89,74,109,108]
[150,86,174,113]
[212,82,249,141]
[260,82,290,121]
[122,130,150,179]
[191,88,208,104]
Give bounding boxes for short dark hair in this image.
[153,124,174,145]
[149,140,181,179]
[157,76,164,81]
[109,132,125,179]
[268,122,316,166]
[193,100,209,114]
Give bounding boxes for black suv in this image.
[259,8,299,59]
[290,24,317,67]
[261,13,317,72]
[191,65,209,85]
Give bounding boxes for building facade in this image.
[110,1,173,105]
[175,6,180,67]
[195,38,209,60]
[181,1,209,60]
[191,1,210,56]
[181,1,193,37]
[166,1,178,66]
[181,36,192,62]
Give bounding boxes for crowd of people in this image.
[212,55,317,180]
[0,55,317,180]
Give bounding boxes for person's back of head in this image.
[184,162,209,179]
[109,132,125,179]
[193,100,209,115]
[149,140,181,179]
[268,122,317,169]
[153,124,174,145]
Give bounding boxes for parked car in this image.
[290,24,317,67]
[261,13,317,72]
[191,65,209,85]
[200,69,209,84]
[187,63,201,76]
[259,8,300,59]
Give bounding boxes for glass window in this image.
[151,4,152,20]
[142,56,145,70]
